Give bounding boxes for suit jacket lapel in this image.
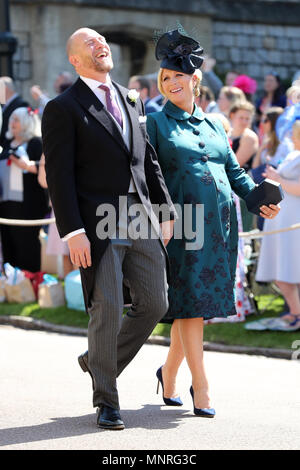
[3,97,18,117]
[72,78,130,155]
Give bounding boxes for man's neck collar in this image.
[4,93,18,106]
[79,71,111,83]
[79,74,113,90]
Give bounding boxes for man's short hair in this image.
[1,76,15,92]
[199,85,215,102]
[131,75,151,96]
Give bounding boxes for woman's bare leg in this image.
[177,317,211,409]
[275,280,300,319]
[161,320,185,398]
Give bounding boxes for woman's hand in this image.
[259,203,280,219]
[9,155,37,174]
[9,154,28,170]
[262,164,281,183]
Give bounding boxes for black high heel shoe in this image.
[156,366,183,406]
[190,386,215,418]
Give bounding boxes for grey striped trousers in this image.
[87,194,169,409]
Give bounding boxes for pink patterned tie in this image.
[99,84,123,129]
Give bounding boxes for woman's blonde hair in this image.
[286,85,300,105]
[6,107,41,141]
[157,68,202,98]
[193,69,202,98]
[220,86,246,107]
[208,113,231,134]
[229,100,255,116]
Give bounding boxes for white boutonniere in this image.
[127,89,140,104]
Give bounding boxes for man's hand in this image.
[201,55,216,73]
[30,85,43,101]
[160,220,174,246]
[67,233,92,268]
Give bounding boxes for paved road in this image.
[0,325,300,450]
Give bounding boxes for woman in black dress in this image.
[255,72,287,143]
[0,107,49,272]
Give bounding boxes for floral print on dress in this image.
[146,100,255,321]
[221,205,230,231]
[200,171,214,185]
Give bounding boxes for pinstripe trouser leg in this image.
[87,214,168,409]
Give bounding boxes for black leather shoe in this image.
[97,405,125,430]
[78,351,95,390]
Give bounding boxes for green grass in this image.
[0,294,299,350]
[154,295,300,350]
[0,302,89,329]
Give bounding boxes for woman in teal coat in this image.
[147,30,280,417]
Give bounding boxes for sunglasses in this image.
[262,118,269,123]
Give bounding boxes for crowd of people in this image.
[0,52,300,332]
[0,74,75,278]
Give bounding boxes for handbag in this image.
[244,179,284,215]
[38,282,65,308]
[4,277,36,303]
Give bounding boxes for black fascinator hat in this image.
[155,29,204,75]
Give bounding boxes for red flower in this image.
[27,107,39,116]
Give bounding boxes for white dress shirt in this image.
[63,75,136,241]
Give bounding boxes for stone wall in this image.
[8,0,300,103]
[12,31,32,85]
[9,3,212,104]
[213,21,300,89]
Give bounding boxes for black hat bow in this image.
[155,29,204,75]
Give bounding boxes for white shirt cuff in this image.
[62,228,85,242]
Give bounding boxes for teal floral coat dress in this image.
[146,101,256,322]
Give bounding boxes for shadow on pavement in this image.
[0,405,191,447]
[122,404,191,430]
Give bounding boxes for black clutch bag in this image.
[244,178,284,215]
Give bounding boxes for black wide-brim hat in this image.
[155,29,204,75]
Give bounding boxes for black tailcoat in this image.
[42,78,175,310]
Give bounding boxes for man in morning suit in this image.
[41,28,176,430]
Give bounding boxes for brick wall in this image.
[213,21,300,91]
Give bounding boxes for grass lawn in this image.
[0,292,299,350]
[154,294,299,350]
[0,301,89,329]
